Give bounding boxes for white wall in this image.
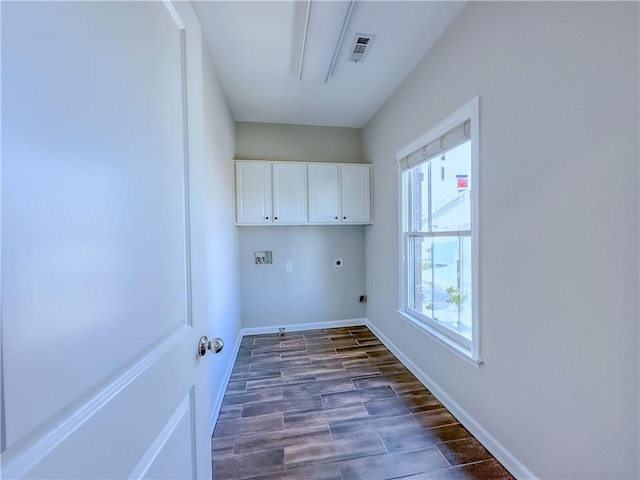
[201,40,241,425]
[363,2,639,479]
[236,123,367,329]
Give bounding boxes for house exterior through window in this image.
[397,98,481,364]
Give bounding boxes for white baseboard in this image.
[209,329,243,436]
[365,320,536,480]
[240,318,367,336]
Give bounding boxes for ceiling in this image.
[193,1,466,128]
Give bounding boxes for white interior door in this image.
[1,2,211,478]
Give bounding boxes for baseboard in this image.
[365,320,536,480]
[209,329,243,435]
[240,318,367,336]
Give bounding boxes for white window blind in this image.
[397,119,471,171]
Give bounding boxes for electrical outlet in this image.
[278,327,285,336]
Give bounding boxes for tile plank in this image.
[337,448,449,480]
[284,404,369,429]
[241,396,323,418]
[285,434,386,468]
[212,326,512,480]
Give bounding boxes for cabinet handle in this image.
[334,216,338,220]
[274,217,278,220]
[343,216,347,220]
[266,216,269,220]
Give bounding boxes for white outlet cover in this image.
[334,258,343,267]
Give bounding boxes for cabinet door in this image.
[235,161,272,224]
[308,163,340,223]
[272,162,307,224]
[341,164,372,224]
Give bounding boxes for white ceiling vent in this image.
[349,33,375,63]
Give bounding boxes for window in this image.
[397,98,481,364]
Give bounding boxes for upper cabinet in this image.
[235,160,371,226]
[307,163,372,224]
[234,161,272,224]
[308,164,340,223]
[340,164,372,224]
[272,162,308,224]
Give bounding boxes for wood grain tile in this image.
[414,407,460,429]
[281,378,355,398]
[283,404,369,429]
[321,385,397,408]
[285,434,386,467]
[408,459,515,479]
[337,448,449,479]
[244,463,343,480]
[222,388,283,407]
[245,374,316,391]
[329,413,422,438]
[212,326,512,480]
[233,426,332,455]
[213,448,284,480]
[379,425,439,453]
[436,437,494,466]
[213,413,284,438]
[240,396,322,418]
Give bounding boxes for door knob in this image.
[198,336,224,357]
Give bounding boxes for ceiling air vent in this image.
[349,33,375,63]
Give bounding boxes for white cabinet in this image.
[235,160,371,225]
[340,164,371,224]
[234,161,307,225]
[308,163,372,224]
[235,161,272,224]
[308,164,340,223]
[272,162,307,224]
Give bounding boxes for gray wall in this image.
[201,39,241,424]
[236,122,363,163]
[236,123,367,329]
[363,2,639,479]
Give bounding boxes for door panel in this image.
[308,164,340,223]
[139,397,195,480]
[1,2,210,478]
[235,161,272,224]
[341,165,372,224]
[272,162,307,224]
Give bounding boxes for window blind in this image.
[397,119,471,171]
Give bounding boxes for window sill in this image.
[396,310,483,367]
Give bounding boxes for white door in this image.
[308,164,340,224]
[272,162,308,224]
[341,165,372,224]
[234,161,273,225]
[1,2,212,478]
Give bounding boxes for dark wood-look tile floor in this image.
[212,326,514,480]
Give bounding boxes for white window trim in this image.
[396,97,482,366]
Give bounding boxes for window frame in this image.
[396,97,482,365]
